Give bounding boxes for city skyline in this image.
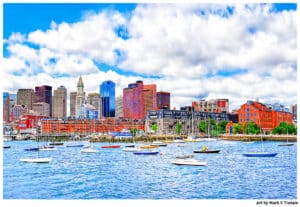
[3,3,297,111]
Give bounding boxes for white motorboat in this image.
[20,158,52,163]
[171,158,207,166]
[122,147,141,152]
[81,146,97,153]
[39,146,57,151]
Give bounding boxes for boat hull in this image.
[278,143,294,146]
[49,142,64,146]
[193,150,220,153]
[3,145,11,149]
[140,145,159,149]
[243,153,278,157]
[101,145,121,148]
[20,158,52,163]
[175,155,194,159]
[81,147,97,153]
[24,147,39,151]
[66,144,84,147]
[133,151,159,155]
[171,159,207,166]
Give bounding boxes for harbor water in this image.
[3,139,297,199]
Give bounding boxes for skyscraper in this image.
[123,80,144,119]
[87,93,101,119]
[34,85,52,116]
[156,91,170,109]
[52,86,67,118]
[75,76,85,118]
[115,95,123,118]
[3,92,10,122]
[17,89,34,110]
[143,84,157,115]
[70,92,77,118]
[100,80,115,117]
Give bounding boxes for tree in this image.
[176,121,182,136]
[243,122,260,134]
[151,123,158,134]
[216,120,228,134]
[233,123,242,134]
[272,122,297,135]
[199,120,206,133]
[130,128,138,137]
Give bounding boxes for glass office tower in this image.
[100,80,115,117]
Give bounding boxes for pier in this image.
[220,134,297,142]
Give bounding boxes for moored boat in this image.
[171,158,207,166]
[39,146,57,151]
[81,146,97,153]
[3,145,11,149]
[193,150,220,154]
[24,147,39,151]
[122,147,141,152]
[243,152,278,157]
[151,141,167,146]
[101,145,121,148]
[49,142,64,146]
[66,144,84,147]
[133,151,159,155]
[175,155,194,159]
[140,145,159,149]
[20,158,52,163]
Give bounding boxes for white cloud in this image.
[3,3,297,112]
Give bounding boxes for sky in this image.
[2,2,298,113]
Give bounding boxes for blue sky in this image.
[2,3,297,111]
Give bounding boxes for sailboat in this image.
[20,137,52,163]
[243,114,278,157]
[278,123,294,146]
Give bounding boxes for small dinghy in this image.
[3,145,11,149]
[39,146,57,151]
[20,158,52,163]
[151,141,167,147]
[66,143,84,147]
[243,152,278,157]
[171,158,207,166]
[81,146,97,153]
[193,145,220,154]
[122,147,141,152]
[133,151,159,155]
[140,145,159,149]
[24,147,39,151]
[49,142,64,146]
[175,155,194,159]
[101,145,121,148]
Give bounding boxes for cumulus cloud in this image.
[3,3,297,112]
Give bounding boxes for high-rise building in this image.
[52,86,67,118]
[192,99,229,113]
[123,80,144,119]
[3,92,10,122]
[143,84,157,116]
[75,76,85,118]
[17,89,34,110]
[100,80,115,117]
[156,91,170,110]
[34,85,52,116]
[10,105,28,121]
[33,102,50,116]
[70,92,77,118]
[115,95,123,118]
[87,93,101,119]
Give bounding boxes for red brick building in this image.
[237,101,292,133]
[40,118,145,135]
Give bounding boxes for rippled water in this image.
[3,140,297,199]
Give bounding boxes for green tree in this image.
[233,123,242,134]
[272,122,297,135]
[151,123,158,134]
[216,121,228,134]
[199,120,206,132]
[130,128,138,137]
[243,122,260,134]
[176,121,182,135]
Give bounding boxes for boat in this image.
[171,158,207,166]
[242,152,278,157]
[101,145,121,148]
[278,143,294,146]
[193,145,220,153]
[243,114,278,157]
[173,139,185,143]
[122,147,141,152]
[242,141,255,144]
[66,143,84,147]
[133,151,159,155]
[140,145,159,149]
[20,158,52,163]
[175,155,194,159]
[3,145,11,149]
[81,146,98,153]
[49,142,64,146]
[124,144,135,148]
[39,145,57,151]
[193,150,220,153]
[24,147,39,151]
[151,141,167,146]
[177,143,187,147]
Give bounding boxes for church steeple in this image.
[77,76,84,88]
